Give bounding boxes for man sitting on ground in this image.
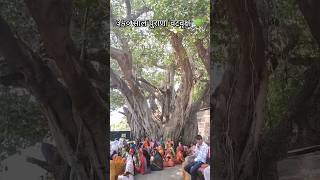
[184,135,209,180]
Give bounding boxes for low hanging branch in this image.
[110,68,135,106]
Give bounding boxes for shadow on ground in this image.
[135,164,183,180]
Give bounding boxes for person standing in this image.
[184,135,209,180]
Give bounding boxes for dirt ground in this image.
[135,164,183,180]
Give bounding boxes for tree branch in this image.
[118,111,126,116]
[110,46,142,96]
[110,68,135,106]
[154,64,167,70]
[195,39,210,74]
[169,33,193,94]
[125,6,150,21]
[26,157,52,172]
[138,77,164,104]
[110,47,133,77]
[124,0,132,19]
[138,77,164,94]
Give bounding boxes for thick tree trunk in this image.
[25,1,107,179]
[212,0,320,180]
[111,29,210,144]
[0,1,107,179]
[110,0,211,145]
[213,0,267,179]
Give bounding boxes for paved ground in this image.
[135,165,183,180]
[0,144,47,180]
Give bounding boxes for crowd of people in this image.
[110,135,210,180]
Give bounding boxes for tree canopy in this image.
[110,0,210,143]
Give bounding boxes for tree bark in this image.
[213,0,267,179]
[24,1,107,179]
[110,31,210,144]
[0,1,107,178]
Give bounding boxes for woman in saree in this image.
[143,137,150,149]
[110,152,125,180]
[134,148,146,174]
[150,140,154,151]
[150,148,164,171]
[160,137,165,150]
[157,145,164,158]
[174,142,184,164]
[163,147,175,167]
[165,138,172,150]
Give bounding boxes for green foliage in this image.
[147,0,209,22]
[110,90,125,111]
[265,63,306,129]
[0,0,40,50]
[263,0,319,129]
[273,0,319,57]
[192,81,207,101]
[0,89,49,160]
[111,0,210,109]
[110,118,131,131]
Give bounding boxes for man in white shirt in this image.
[184,135,209,180]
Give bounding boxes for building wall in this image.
[197,108,210,144]
[110,131,132,141]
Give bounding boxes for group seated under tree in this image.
[110,135,210,180]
